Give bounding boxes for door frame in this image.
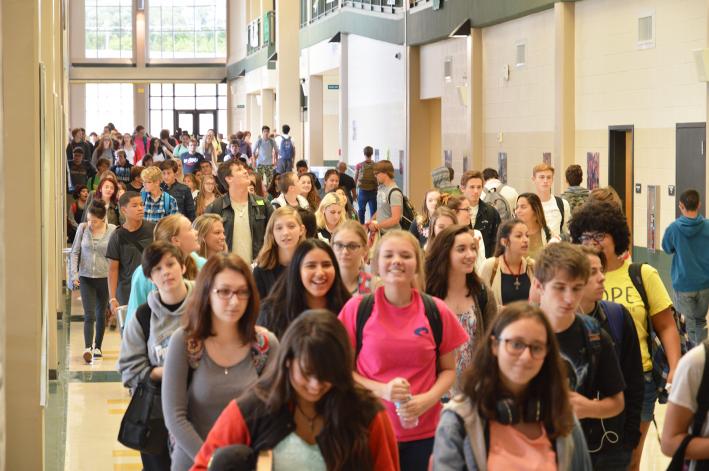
[173,110,218,138]
[608,124,635,252]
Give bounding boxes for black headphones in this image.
[495,397,542,425]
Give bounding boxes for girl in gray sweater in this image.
[162,253,278,471]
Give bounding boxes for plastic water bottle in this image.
[395,399,419,429]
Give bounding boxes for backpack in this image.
[141,191,173,214]
[628,262,694,403]
[358,160,377,191]
[575,314,603,397]
[484,184,512,222]
[355,293,442,360]
[387,187,417,231]
[562,190,589,215]
[599,300,626,359]
[554,196,566,232]
[279,136,294,160]
[666,340,709,471]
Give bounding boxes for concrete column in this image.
[134,83,148,129]
[135,8,146,66]
[469,28,484,170]
[2,0,44,469]
[554,2,575,190]
[275,0,301,158]
[339,33,349,163]
[308,75,324,165]
[407,46,433,208]
[260,88,275,129]
[247,93,258,135]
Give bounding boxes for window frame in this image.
[82,0,135,62]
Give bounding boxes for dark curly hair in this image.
[568,201,629,256]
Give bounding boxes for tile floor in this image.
[46,291,674,471]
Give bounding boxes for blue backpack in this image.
[599,300,626,359]
[279,136,294,160]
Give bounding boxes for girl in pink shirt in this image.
[338,230,468,471]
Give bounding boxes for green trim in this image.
[631,246,674,298]
[226,44,276,80]
[68,371,123,383]
[299,10,404,50]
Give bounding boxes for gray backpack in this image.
[484,184,512,221]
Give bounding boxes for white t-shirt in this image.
[230,200,252,264]
[540,195,570,237]
[669,343,709,471]
[484,179,519,213]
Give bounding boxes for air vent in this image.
[637,14,655,49]
[515,42,526,67]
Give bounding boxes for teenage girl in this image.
[316,192,346,243]
[331,220,373,296]
[410,189,441,247]
[515,192,559,260]
[192,214,226,259]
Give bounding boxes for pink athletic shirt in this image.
[338,287,468,442]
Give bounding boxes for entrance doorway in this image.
[676,123,706,217]
[175,110,217,138]
[608,125,634,246]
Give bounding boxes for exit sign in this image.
[327,84,340,90]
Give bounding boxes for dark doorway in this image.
[608,125,634,245]
[174,110,217,139]
[676,123,706,218]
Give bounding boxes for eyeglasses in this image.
[579,232,606,244]
[332,242,363,252]
[497,337,547,360]
[212,288,250,300]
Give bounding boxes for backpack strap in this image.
[477,285,488,320]
[554,196,565,231]
[489,257,500,286]
[136,305,151,343]
[599,300,625,346]
[692,340,709,435]
[628,263,650,311]
[577,314,602,396]
[387,187,404,206]
[421,293,443,359]
[355,295,376,359]
[250,331,271,375]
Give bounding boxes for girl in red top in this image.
[191,309,399,471]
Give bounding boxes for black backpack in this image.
[387,187,417,231]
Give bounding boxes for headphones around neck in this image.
[495,396,542,425]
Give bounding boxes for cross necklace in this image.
[502,255,524,290]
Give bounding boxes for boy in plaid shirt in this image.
[140,166,178,222]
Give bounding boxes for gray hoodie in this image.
[432,397,592,471]
[117,280,194,389]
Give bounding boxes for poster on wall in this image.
[543,152,552,166]
[647,185,660,253]
[374,149,380,162]
[498,152,508,183]
[463,156,469,172]
[587,152,600,190]
[444,150,452,169]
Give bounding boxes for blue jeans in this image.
[398,437,434,471]
[357,189,378,223]
[78,276,108,349]
[674,288,709,344]
[641,372,657,422]
[275,157,293,174]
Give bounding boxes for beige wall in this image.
[482,8,556,194]
[575,0,707,246]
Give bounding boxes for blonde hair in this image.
[316,192,346,229]
[195,174,222,217]
[192,214,224,258]
[532,163,555,176]
[371,230,424,290]
[153,214,197,278]
[331,220,368,247]
[141,166,162,183]
[255,207,305,270]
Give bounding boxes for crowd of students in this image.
[66,122,709,471]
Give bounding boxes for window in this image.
[149,0,227,59]
[149,83,227,137]
[515,42,526,67]
[85,83,134,135]
[637,14,655,50]
[85,0,133,59]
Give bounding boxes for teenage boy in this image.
[111,150,133,184]
[460,170,500,258]
[127,165,143,193]
[354,146,378,223]
[253,125,278,185]
[296,159,322,191]
[578,245,644,469]
[68,147,96,190]
[160,160,195,221]
[337,161,356,205]
[172,132,190,159]
[181,138,205,175]
[535,242,626,469]
[561,164,590,214]
[206,160,272,264]
[66,128,93,163]
[482,167,518,221]
[367,160,402,234]
[276,124,295,174]
[140,166,178,223]
[224,139,242,162]
[106,192,155,316]
[532,163,571,236]
[117,241,193,471]
[662,189,709,344]
[431,165,462,197]
[271,171,310,210]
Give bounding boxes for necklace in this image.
[296,402,318,433]
[502,255,524,290]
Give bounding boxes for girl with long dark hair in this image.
[162,254,278,471]
[191,310,399,470]
[410,188,441,247]
[257,239,351,339]
[432,302,592,470]
[515,192,559,260]
[424,225,498,391]
[299,172,321,211]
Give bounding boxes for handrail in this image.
[300,0,403,28]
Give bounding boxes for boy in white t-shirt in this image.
[532,163,571,237]
[662,343,709,468]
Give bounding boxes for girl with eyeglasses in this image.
[443,195,487,266]
[162,253,278,471]
[331,220,372,296]
[258,239,351,339]
[432,302,592,470]
[192,310,399,471]
[253,207,306,300]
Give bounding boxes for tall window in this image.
[149,0,227,59]
[85,83,134,135]
[85,0,133,59]
[149,83,227,137]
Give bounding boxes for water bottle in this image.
[395,398,419,429]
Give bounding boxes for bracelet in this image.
[109,298,118,304]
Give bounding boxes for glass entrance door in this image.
[174,110,218,138]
